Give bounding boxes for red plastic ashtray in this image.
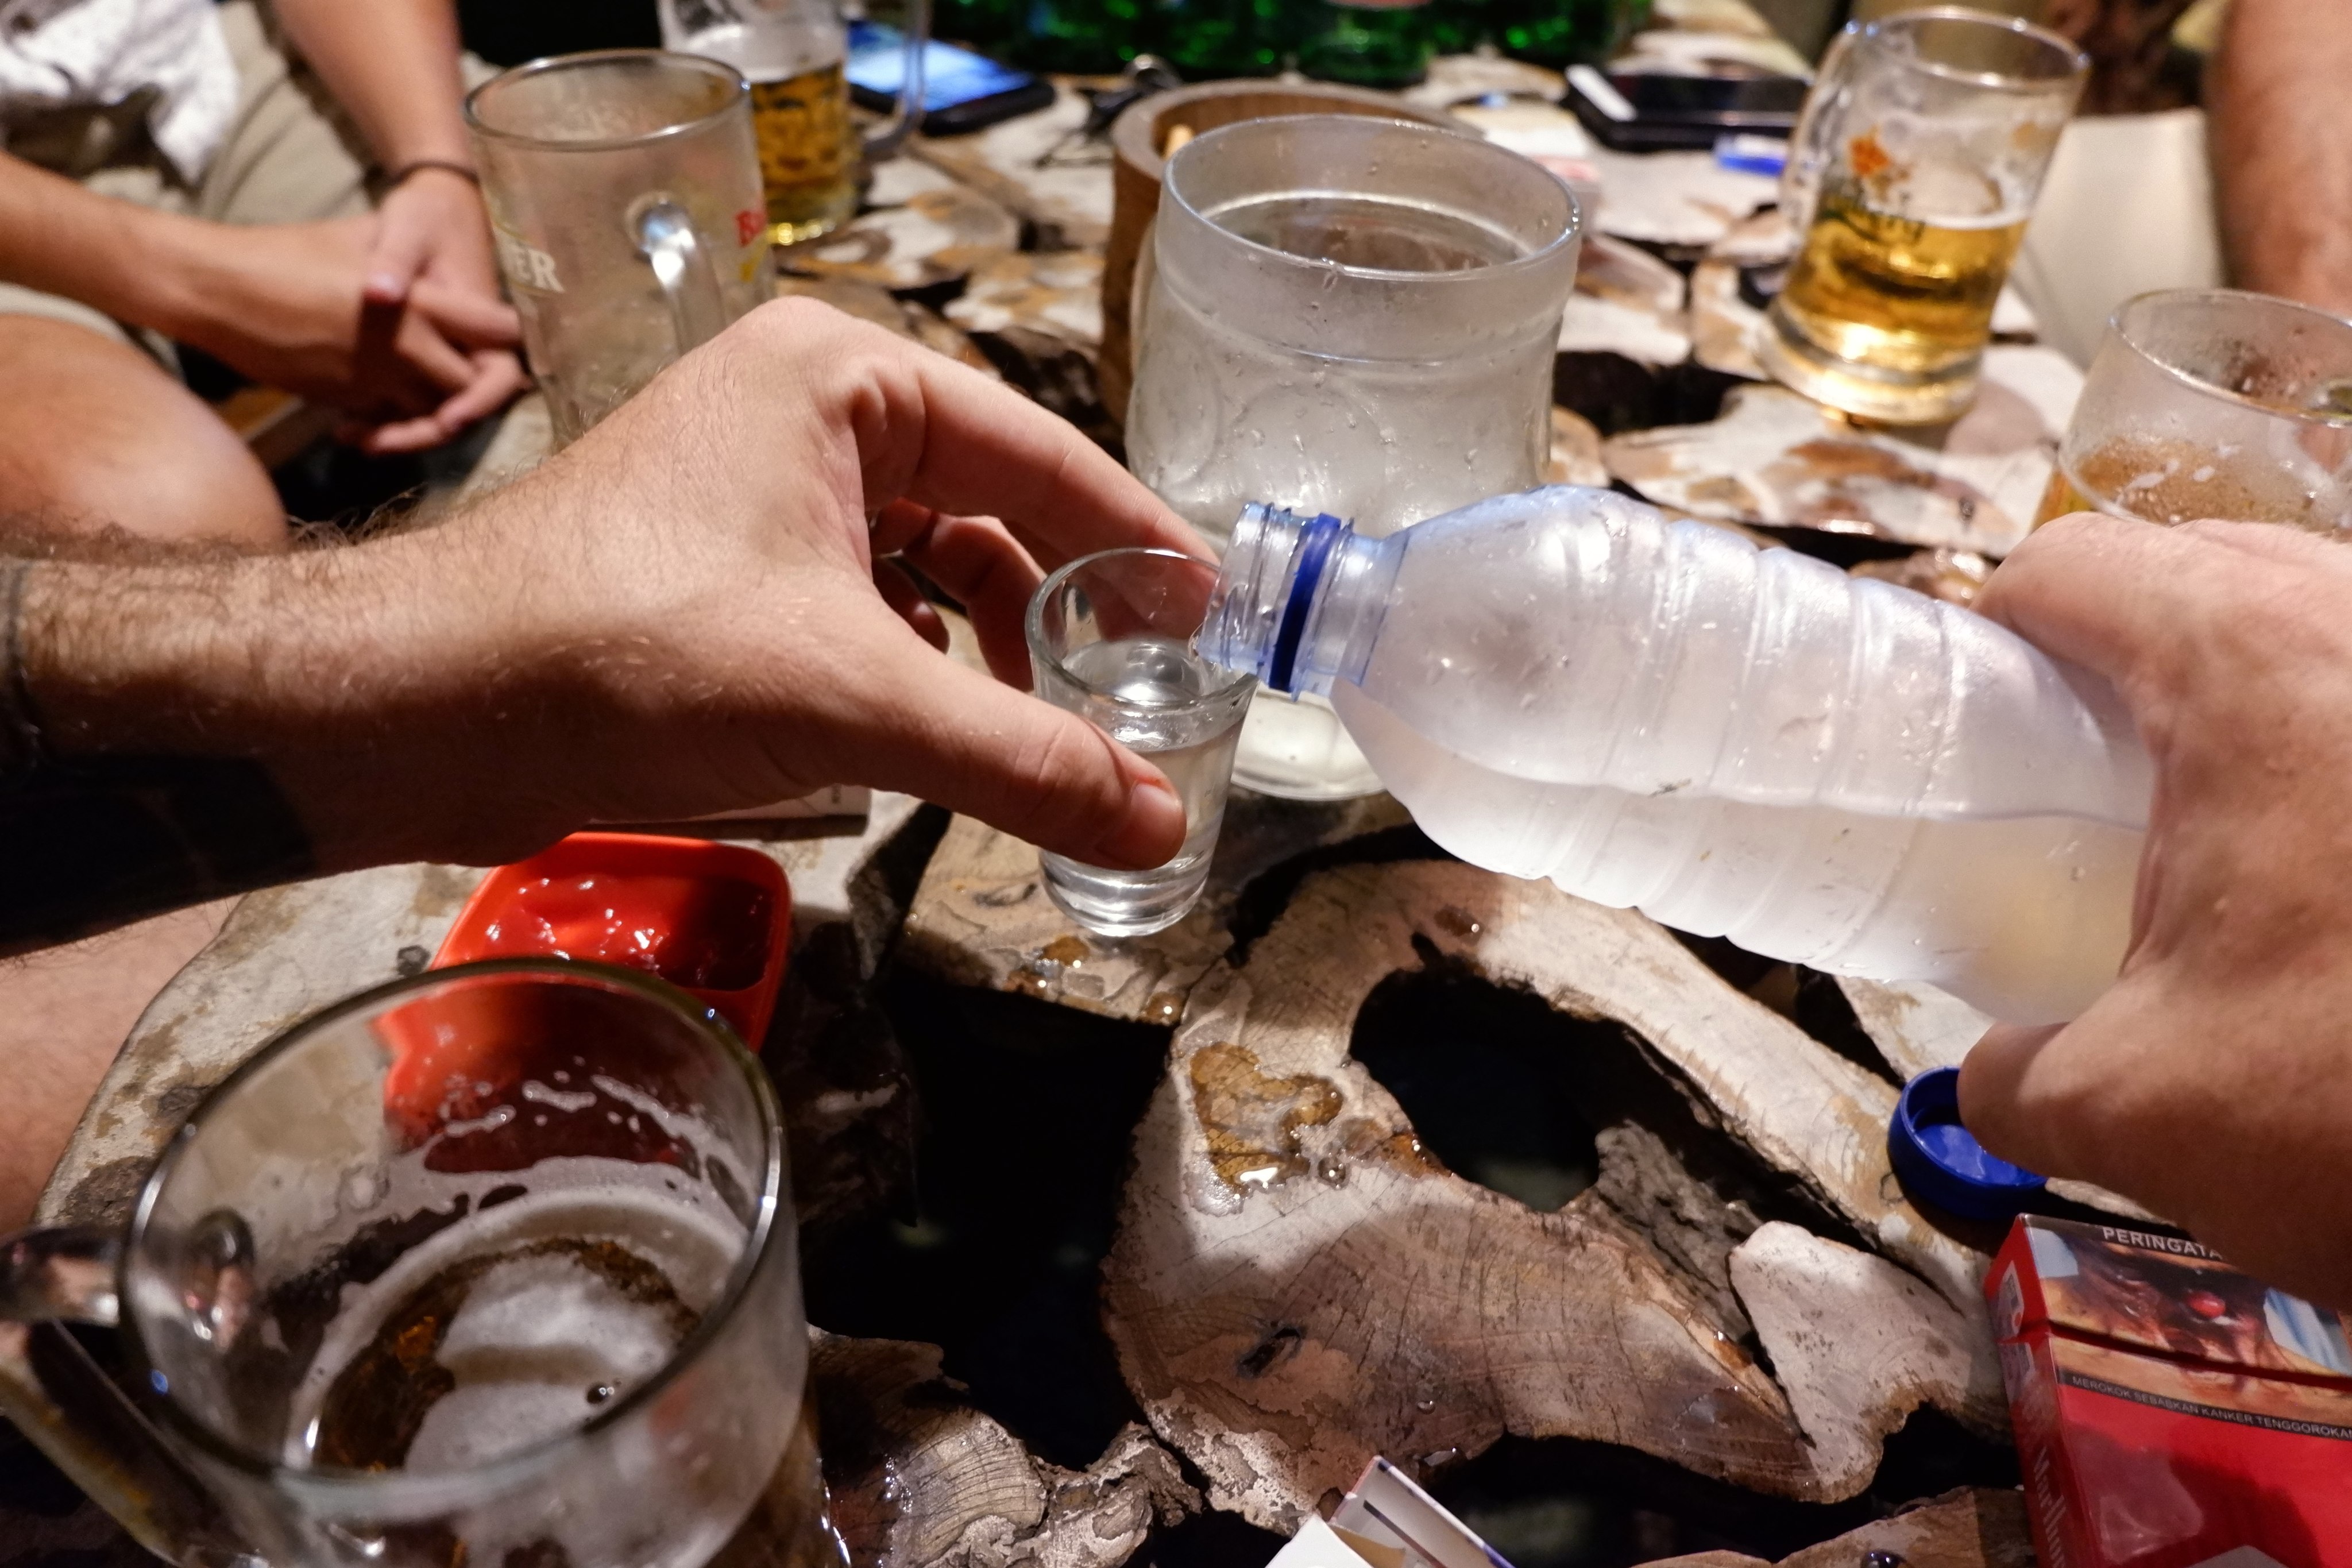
[431,832,791,1046]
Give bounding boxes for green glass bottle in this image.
[1424,0,1488,56]
[1296,0,1432,88]
[1156,0,1285,76]
[1015,0,1144,73]
[1496,0,1647,68]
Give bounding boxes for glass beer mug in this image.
[1125,115,1581,798]
[469,52,777,445]
[658,0,933,245]
[0,962,828,1568]
[1760,7,2086,424]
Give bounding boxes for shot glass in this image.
[1026,549,1255,937]
[2035,288,2352,536]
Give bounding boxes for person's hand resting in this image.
[26,298,1202,886]
[352,167,530,453]
[1960,512,2352,1306]
[148,183,522,450]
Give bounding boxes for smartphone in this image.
[1565,64,1809,153]
[846,22,1056,135]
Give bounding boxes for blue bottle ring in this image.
[1887,1066,2046,1222]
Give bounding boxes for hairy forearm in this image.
[2208,0,2352,313]
[2,510,585,947]
[272,0,473,170]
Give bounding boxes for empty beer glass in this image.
[1028,550,1255,936]
[658,0,932,244]
[2035,288,2352,536]
[1762,7,2087,424]
[1125,115,1581,798]
[0,961,827,1568]
[468,52,775,444]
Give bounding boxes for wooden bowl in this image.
[1099,81,1461,424]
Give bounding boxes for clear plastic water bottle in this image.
[1195,487,2153,1023]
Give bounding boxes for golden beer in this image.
[2032,437,2351,534]
[748,61,858,244]
[1760,183,2027,423]
[1777,188,2027,376]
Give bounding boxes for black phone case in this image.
[849,77,1056,136]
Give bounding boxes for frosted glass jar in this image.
[1125,114,1580,798]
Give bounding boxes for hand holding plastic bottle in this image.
[1961,512,2352,1308]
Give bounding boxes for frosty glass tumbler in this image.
[2034,288,2352,536]
[1762,8,2087,424]
[0,960,820,1568]
[468,51,776,444]
[1027,549,1255,937]
[1123,114,1581,799]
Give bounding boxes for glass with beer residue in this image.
[2036,288,2352,536]
[0,961,839,1568]
[469,52,777,445]
[1762,7,2086,424]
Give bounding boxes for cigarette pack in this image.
[1987,1215,2352,1567]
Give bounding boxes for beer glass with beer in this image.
[0,961,832,1568]
[1761,7,2086,424]
[659,0,932,245]
[2037,288,2352,535]
[469,52,777,445]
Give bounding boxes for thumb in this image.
[845,634,1188,870]
[363,210,435,306]
[1956,1020,2068,1174]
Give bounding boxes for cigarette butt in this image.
[1162,123,1195,157]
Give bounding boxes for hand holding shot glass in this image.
[1027,550,1255,938]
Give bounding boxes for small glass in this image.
[1124,114,1581,800]
[1026,549,1255,937]
[2034,288,2352,536]
[468,52,777,445]
[0,961,828,1568]
[1761,7,2087,423]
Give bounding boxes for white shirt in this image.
[0,0,237,180]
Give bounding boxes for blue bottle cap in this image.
[1887,1066,2046,1222]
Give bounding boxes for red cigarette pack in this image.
[1987,1215,2352,1567]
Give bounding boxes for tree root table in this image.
[18,16,2135,1565]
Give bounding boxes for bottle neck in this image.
[1196,504,1397,698]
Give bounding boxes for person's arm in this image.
[269,0,473,179]
[2207,0,2352,314]
[1960,511,2352,1309]
[0,145,515,432]
[270,0,526,450]
[2,300,1195,947]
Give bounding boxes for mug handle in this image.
[1,1226,256,1566]
[634,198,731,356]
[1778,21,1863,244]
[860,0,931,161]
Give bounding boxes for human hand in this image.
[153,205,519,446]
[353,168,528,453]
[160,298,1206,875]
[1959,512,2352,1306]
